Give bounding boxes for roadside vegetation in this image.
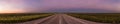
[67,13,120,23]
[0,13,53,23]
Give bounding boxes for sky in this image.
[0,0,119,13]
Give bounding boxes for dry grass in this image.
[67,13,120,23]
[0,13,53,23]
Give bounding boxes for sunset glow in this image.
[0,1,25,13]
[0,0,119,13]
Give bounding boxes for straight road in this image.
[1,14,109,24]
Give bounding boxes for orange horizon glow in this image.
[0,9,25,13]
[0,1,25,13]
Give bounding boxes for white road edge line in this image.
[65,14,89,24]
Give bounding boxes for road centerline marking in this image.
[59,15,62,24]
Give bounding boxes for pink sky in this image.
[0,0,119,13]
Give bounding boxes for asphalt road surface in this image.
[1,14,110,24]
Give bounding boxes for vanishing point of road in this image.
[3,14,109,24]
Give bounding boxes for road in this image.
[1,14,109,24]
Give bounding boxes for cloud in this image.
[0,0,119,13]
[41,0,117,12]
[42,0,115,9]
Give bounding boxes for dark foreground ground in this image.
[0,14,112,24]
